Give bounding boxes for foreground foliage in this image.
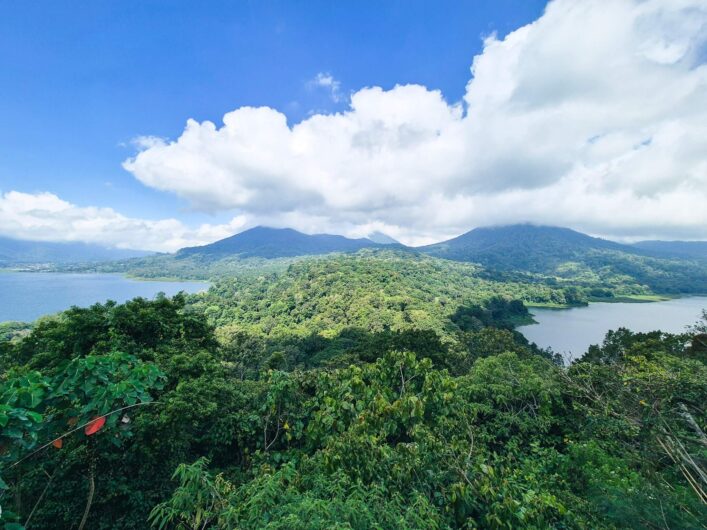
[1,288,705,528]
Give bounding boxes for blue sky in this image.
[0,1,545,224]
[1,0,705,250]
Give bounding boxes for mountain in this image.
[632,240,707,260]
[420,224,631,271]
[177,226,385,259]
[83,223,707,295]
[419,224,707,294]
[366,231,400,245]
[0,236,152,266]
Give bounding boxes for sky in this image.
[0,0,706,251]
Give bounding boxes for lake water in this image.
[0,272,208,322]
[518,297,707,361]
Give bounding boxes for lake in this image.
[0,272,208,322]
[518,297,707,361]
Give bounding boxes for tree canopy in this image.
[1,261,705,529]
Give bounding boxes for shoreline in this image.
[525,293,704,311]
[0,268,210,284]
[523,294,707,326]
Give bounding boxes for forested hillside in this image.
[194,251,573,339]
[59,225,707,299]
[1,287,705,529]
[422,225,707,295]
[421,225,627,266]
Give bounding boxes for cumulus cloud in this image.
[308,72,344,103]
[122,0,707,244]
[0,191,247,252]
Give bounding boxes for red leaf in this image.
[84,416,106,436]
[52,438,63,449]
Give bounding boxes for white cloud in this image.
[308,72,344,103]
[0,191,247,252]
[126,0,707,244]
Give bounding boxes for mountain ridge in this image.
[175,224,706,271]
[177,226,390,259]
[15,225,707,298]
[0,236,152,266]
[419,224,642,269]
[632,240,707,261]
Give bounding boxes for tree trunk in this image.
[78,459,96,530]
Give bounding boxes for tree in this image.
[0,353,165,529]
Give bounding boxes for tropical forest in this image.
[2,225,707,528]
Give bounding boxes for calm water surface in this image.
[518,297,707,361]
[0,272,208,322]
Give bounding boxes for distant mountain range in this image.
[170,224,707,294]
[176,224,707,270]
[631,240,707,260]
[4,225,706,283]
[177,226,394,259]
[0,236,152,266]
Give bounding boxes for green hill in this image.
[421,224,637,270]
[194,250,566,342]
[420,224,707,295]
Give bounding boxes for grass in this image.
[588,294,675,303]
[124,273,211,284]
[530,294,677,309]
[525,302,586,309]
